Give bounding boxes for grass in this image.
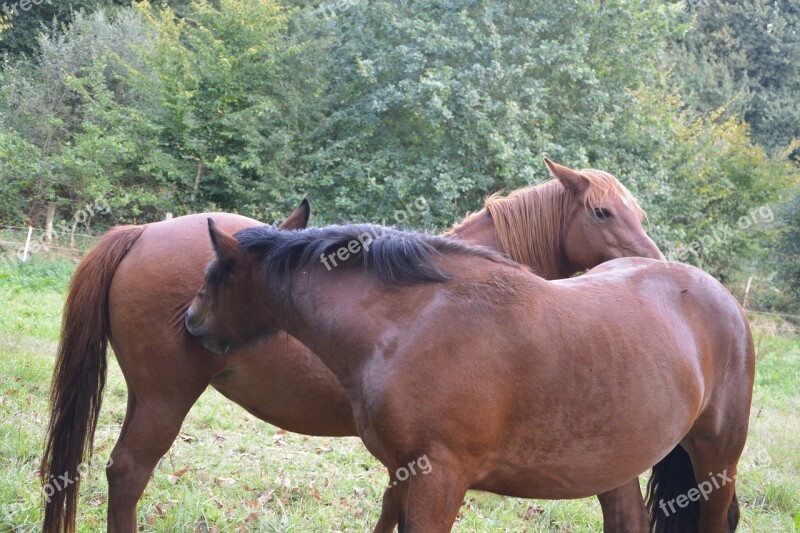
[0,256,798,532]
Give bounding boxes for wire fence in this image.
[0,225,796,322]
[0,224,101,240]
[0,227,100,265]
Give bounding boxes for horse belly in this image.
[471,442,662,500]
[467,345,700,500]
[210,336,357,436]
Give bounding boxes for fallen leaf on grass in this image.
[308,482,322,501]
[166,468,190,484]
[316,443,333,453]
[523,504,543,520]
[214,477,236,486]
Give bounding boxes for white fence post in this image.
[22,227,33,262]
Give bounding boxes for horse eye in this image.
[594,208,612,220]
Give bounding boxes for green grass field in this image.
[1,256,798,532]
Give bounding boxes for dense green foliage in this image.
[671,0,800,153]
[0,0,797,312]
[0,0,193,57]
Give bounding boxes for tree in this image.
[137,0,327,221]
[0,8,165,225]
[670,0,800,153]
[0,0,195,59]
[298,0,684,227]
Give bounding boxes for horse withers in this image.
[186,222,754,533]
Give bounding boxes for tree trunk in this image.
[190,159,203,204]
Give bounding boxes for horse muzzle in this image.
[184,308,205,337]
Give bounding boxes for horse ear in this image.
[280,198,311,230]
[544,157,590,196]
[207,218,241,263]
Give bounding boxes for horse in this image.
[185,221,754,533]
[41,158,662,532]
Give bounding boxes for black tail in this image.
[646,445,700,533]
[645,445,740,532]
[728,490,740,531]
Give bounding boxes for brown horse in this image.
[41,159,662,532]
[186,222,754,533]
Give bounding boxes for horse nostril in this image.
[184,311,204,337]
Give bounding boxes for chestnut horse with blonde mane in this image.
[186,222,753,533]
[41,159,662,532]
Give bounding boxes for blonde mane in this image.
[463,169,645,279]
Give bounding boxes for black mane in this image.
[234,223,510,285]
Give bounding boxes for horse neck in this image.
[276,268,391,391]
[483,182,570,280]
[444,210,499,249]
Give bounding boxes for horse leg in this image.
[106,375,210,532]
[676,316,751,533]
[596,478,648,533]
[400,455,468,533]
[680,434,743,533]
[373,484,400,533]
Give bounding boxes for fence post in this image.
[22,227,33,262]
[45,202,56,242]
[743,276,753,310]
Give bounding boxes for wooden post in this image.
[743,276,753,310]
[22,227,33,262]
[190,159,203,203]
[70,221,77,249]
[45,202,56,242]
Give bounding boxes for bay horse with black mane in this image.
[186,221,753,533]
[41,158,663,532]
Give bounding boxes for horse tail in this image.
[728,489,740,530]
[41,225,145,533]
[645,445,700,533]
